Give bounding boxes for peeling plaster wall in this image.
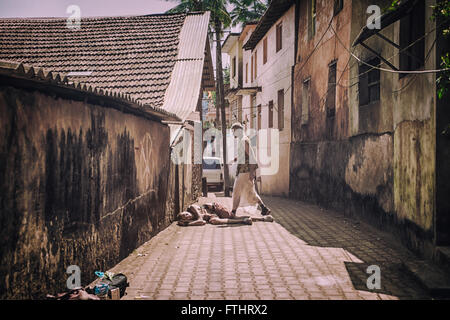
[0,85,175,299]
[345,134,394,214]
[394,120,435,231]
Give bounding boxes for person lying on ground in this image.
[202,202,274,222]
[177,204,251,226]
[177,203,274,226]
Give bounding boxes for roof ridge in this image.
[0,12,189,21]
[0,60,179,121]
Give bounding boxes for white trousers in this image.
[232,172,263,211]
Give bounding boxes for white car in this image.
[202,157,224,191]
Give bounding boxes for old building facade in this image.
[290,0,450,264]
[224,1,295,196]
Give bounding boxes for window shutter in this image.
[263,38,268,64]
[269,100,274,128]
[251,56,253,82]
[257,104,262,130]
[245,63,248,83]
[278,89,284,130]
[302,79,310,125]
[254,50,257,77]
[358,64,369,106]
[326,62,337,117]
[276,23,283,52]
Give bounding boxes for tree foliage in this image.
[166,0,231,31]
[431,0,450,100]
[387,0,450,99]
[228,0,270,26]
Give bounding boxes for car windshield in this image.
[203,159,221,170]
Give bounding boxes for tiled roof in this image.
[0,13,188,109]
[162,12,211,123]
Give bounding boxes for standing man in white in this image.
[230,122,271,218]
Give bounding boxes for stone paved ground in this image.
[101,195,431,300]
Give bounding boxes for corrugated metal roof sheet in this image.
[177,12,210,60]
[162,12,211,122]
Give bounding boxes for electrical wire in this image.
[208,4,449,128]
[330,23,450,74]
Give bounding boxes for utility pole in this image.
[214,17,230,197]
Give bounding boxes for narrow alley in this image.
[1,0,449,304]
[103,195,431,300]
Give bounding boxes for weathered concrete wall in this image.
[0,85,175,299]
[290,134,393,216]
[170,126,202,212]
[290,0,438,257]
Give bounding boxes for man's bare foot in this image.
[230,210,237,219]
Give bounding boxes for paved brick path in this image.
[102,196,430,300]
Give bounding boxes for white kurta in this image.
[232,172,263,211]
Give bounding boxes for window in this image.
[232,57,236,78]
[257,104,262,130]
[399,0,425,77]
[251,95,256,128]
[251,55,254,82]
[326,61,337,117]
[238,96,243,122]
[254,50,258,78]
[263,38,268,64]
[333,0,343,16]
[302,78,311,125]
[277,89,284,130]
[231,100,238,121]
[245,63,248,83]
[276,22,283,52]
[309,0,316,38]
[359,57,380,106]
[268,100,274,128]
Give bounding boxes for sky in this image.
[0,0,177,18]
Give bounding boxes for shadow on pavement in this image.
[263,196,430,300]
